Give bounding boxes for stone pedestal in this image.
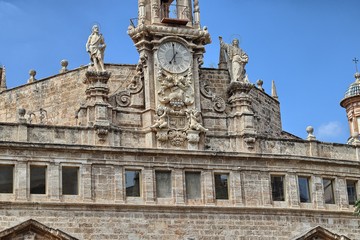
[83,71,112,144]
[227,82,256,150]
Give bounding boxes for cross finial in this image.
[353,57,359,72]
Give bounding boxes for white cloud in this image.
[0,1,22,18]
[317,121,343,140]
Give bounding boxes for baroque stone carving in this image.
[219,36,248,82]
[157,68,194,111]
[200,80,226,113]
[151,68,207,148]
[111,60,144,107]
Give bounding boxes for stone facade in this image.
[0,0,359,239]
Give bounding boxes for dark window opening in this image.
[0,165,14,193]
[214,173,229,200]
[62,167,79,195]
[323,178,335,204]
[126,170,141,197]
[30,166,46,194]
[298,176,311,203]
[347,180,357,205]
[271,175,285,201]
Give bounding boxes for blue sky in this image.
[1,0,359,143]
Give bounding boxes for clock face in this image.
[157,41,191,73]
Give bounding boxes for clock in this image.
[157,41,191,73]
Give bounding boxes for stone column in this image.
[313,175,325,209]
[174,169,185,205]
[48,163,60,201]
[260,172,272,206]
[15,162,28,201]
[337,177,349,209]
[114,165,124,203]
[287,173,300,207]
[143,168,155,204]
[203,171,215,205]
[231,171,243,206]
[81,164,93,202]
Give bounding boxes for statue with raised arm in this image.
[219,36,249,82]
[86,25,106,72]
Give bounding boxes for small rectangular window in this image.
[323,178,335,204]
[185,172,201,199]
[30,166,46,194]
[62,167,79,195]
[214,173,229,200]
[156,171,172,198]
[271,175,285,201]
[0,165,14,193]
[347,180,357,205]
[298,176,311,203]
[126,170,141,197]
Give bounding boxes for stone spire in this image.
[0,65,7,92]
[271,80,278,100]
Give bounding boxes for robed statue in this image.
[86,25,106,72]
[219,36,249,82]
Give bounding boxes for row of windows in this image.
[0,165,357,205]
[271,175,358,205]
[0,165,79,195]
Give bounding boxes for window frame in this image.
[0,164,14,194]
[323,178,335,204]
[155,170,172,198]
[185,171,202,200]
[271,175,286,202]
[61,166,80,196]
[29,165,47,195]
[346,179,358,205]
[214,172,229,200]
[125,169,142,198]
[298,176,311,203]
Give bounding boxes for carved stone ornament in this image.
[96,128,108,143]
[110,59,144,107]
[157,69,194,111]
[168,130,187,147]
[151,66,207,148]
[200,79,226,113]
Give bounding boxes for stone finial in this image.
[28,69,37,83]
[0,65,7,92]
[18,108,27,123]
[60,60,69,73]
[306,126,316,141]
[271,80,278,100]
[256,79,264,91]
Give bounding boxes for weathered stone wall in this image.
[0,64,138,127]
[0,205,358,239]
[199,68,283,138]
